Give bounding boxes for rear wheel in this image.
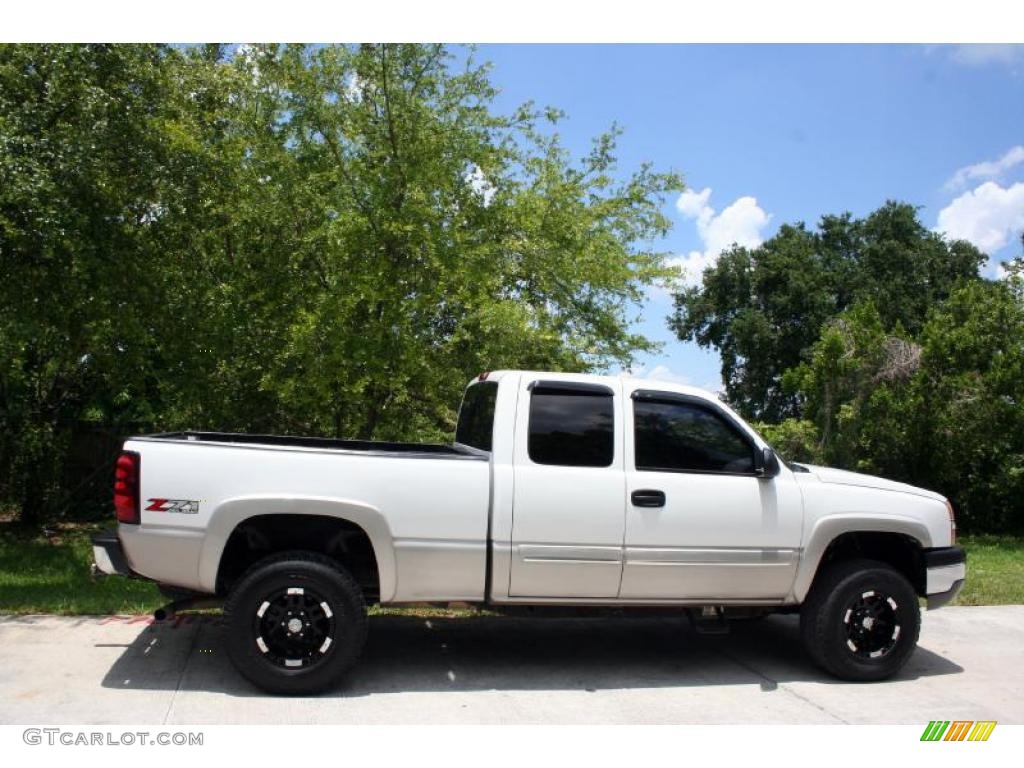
[800,559,920,682]
[224,551,367,695]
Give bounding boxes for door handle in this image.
[631,489,666,508]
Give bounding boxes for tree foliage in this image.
[782,275,1024,532]
[0,44,682,523]
[671,202,985,421]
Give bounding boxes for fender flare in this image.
[792,514,932,602]
[197,495,397,601]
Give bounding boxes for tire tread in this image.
[800,558,920,682]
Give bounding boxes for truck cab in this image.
[467,371,804,605]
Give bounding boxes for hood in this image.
[797,464,947,503]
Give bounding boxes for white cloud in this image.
[667,249,719,289]
[676,186,713,221]
[643,365,691,386]
[937,180,1024,254]
[668,187,771,287]
[623,363,646,377]
[945,146,1024,191]
[701,196,771,257]
[623,363,724,394]
[949,44,1024,69]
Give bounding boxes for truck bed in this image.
[133,431,486,460]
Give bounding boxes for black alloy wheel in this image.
[253,585,337,670]
[841,589,902,660]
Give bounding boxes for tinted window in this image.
[634,399,754,473]
[455,382,498,451]
[528,390,614,467]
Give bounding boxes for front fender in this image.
[197,495,397,601]
[792,514,932,602]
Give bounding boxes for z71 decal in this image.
[146,498,200,514]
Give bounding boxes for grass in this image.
[954,534,1024,606]
[0,521,163,615]
[0,522,1020,615]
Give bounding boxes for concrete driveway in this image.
[0,606,1021,724]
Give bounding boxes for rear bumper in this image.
[90,531,138,579]
[924,546,966,609]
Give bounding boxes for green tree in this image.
[671,202,985,421]
[0,43,682,523]
[0,44,186,523]
[783,301,923,471]
[228,44,682,441]
[751,418,821,465]
[913,275,1024,531]
[787,277,1024,532]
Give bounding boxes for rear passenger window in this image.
[634,398,754,474]
[528,385,614,467]
[455,381,499,451]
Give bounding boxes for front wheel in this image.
[224,552,368,695]
[800,559,920,682]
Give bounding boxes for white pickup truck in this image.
[93,370,965,694]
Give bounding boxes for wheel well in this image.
[814,531,926,596]
[217,514,380,603]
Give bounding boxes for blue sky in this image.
[478,44,1024,391]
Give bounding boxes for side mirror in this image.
[755,447,780,479]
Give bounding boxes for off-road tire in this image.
[800,558,920,682]
[224,551,368,695]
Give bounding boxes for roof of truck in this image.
[476,369,721,401]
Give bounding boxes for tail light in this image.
[114,451,141,524]
[946,499,957,545]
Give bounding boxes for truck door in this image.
[619,387,803,600]
[509,378,626,598]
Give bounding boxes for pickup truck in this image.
[92,370,966,694]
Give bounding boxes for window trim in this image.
[526,382,616,468]
[630,389,759,477]
[528,379,614,397]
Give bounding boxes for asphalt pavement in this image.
[0,606,1021,724]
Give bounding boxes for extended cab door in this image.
[619,385,803,600]
[508,378,626,598]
